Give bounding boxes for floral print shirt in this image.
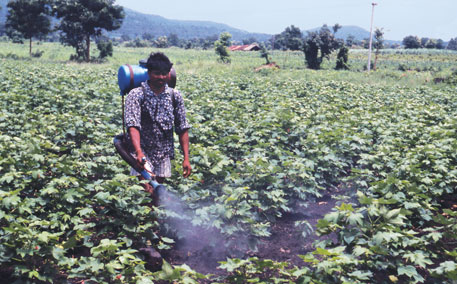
[124,81,190,162]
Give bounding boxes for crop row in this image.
[1,56,457,283]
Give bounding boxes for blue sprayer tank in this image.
[117,59,176,95]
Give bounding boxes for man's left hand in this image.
[182,160,192,178]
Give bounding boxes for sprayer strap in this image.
[121,64,135,138]
[122,94,126,137]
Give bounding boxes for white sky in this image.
[115,0,457,41]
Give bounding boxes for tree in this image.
[142,32,154,41]
[259,43,270,64]
[345,35,357,47]
[168,33,180,47]
[120,34,131,42]
[303,24,341,70]
[424,39,437,49]
[54,0,124,61]
[332,24,342,34]
[420,37,429,48]
[214,32,231,63]
[447,38,457,51]
[274,25,303,50]
[436,39,445,49]
[335,46,349,70]
[154,36,168,48]
[373,28,384,70]
[97,39,113,59]
[242,37,257,45]
[6,0,52,56]
[402,35,421,49]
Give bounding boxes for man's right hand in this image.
[136,152,146,169]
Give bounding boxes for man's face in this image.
[148,70,169,90]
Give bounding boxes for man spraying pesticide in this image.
[114,52,192,265]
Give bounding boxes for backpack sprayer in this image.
[113,59,176,197]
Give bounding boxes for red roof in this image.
[229,44,260,51]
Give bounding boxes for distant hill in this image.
[0,1,402,45]
[111,8,272,42]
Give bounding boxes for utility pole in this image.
[367,2,377,71]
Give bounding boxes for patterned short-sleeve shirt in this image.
[124,81,190,162]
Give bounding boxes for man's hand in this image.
[179,130,191,178]
[136,152,146,169]
[182,159,191,178]
[129,127,145,170]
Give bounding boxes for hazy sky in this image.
[115,0,456,41]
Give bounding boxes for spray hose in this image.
[113,135,166,196]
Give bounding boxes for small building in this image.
[229,43,261,51]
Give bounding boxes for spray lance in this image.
[113,59,176,199]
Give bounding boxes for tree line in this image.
[4,0,457,64]
[402,35,457,50]
[4,0,124,62]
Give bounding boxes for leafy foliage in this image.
[273,25,303,51]
[335,45,349,70]
[1,45,456,283]
[214,32,232,63]
[403,35,422,49]
[53,0,124,61]
[303,24,342,70]
[5,0,52,55]
[447,37,457,51]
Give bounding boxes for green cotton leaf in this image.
[37,231,51,243]
[52,246,65,261]
[0,173,15,184]
[63,235,78,249]
[358,195,373,205]
[398,265,417,277]
[373,231,402,245]
[77,207,95,217]
[313,247,338,256]
[105,260,123,274]
[218,258,250,272]
[94,191,111,202]
[2,195,21,208]
[435,261,457,273]
[88,259,104,273]
[157,260,182,280]
[397,265,424,282]
[348,270,373,280]
[403,251,434,268]
[353,246,372,257]
[136,277,155,284]
[427,231,443,242]
[347,212,364,226]
[337,203,354,212]
[421,177,434,185]
[385,208,401,220]
[90,239,119,257]
[161,237,175,244]
[32,154,45,162]
[31,170,43,179]
[28,270,40,279]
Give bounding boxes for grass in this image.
[1,40,456,89]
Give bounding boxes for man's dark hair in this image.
[146,52,173,73]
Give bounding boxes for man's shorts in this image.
[130,156,172,178]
